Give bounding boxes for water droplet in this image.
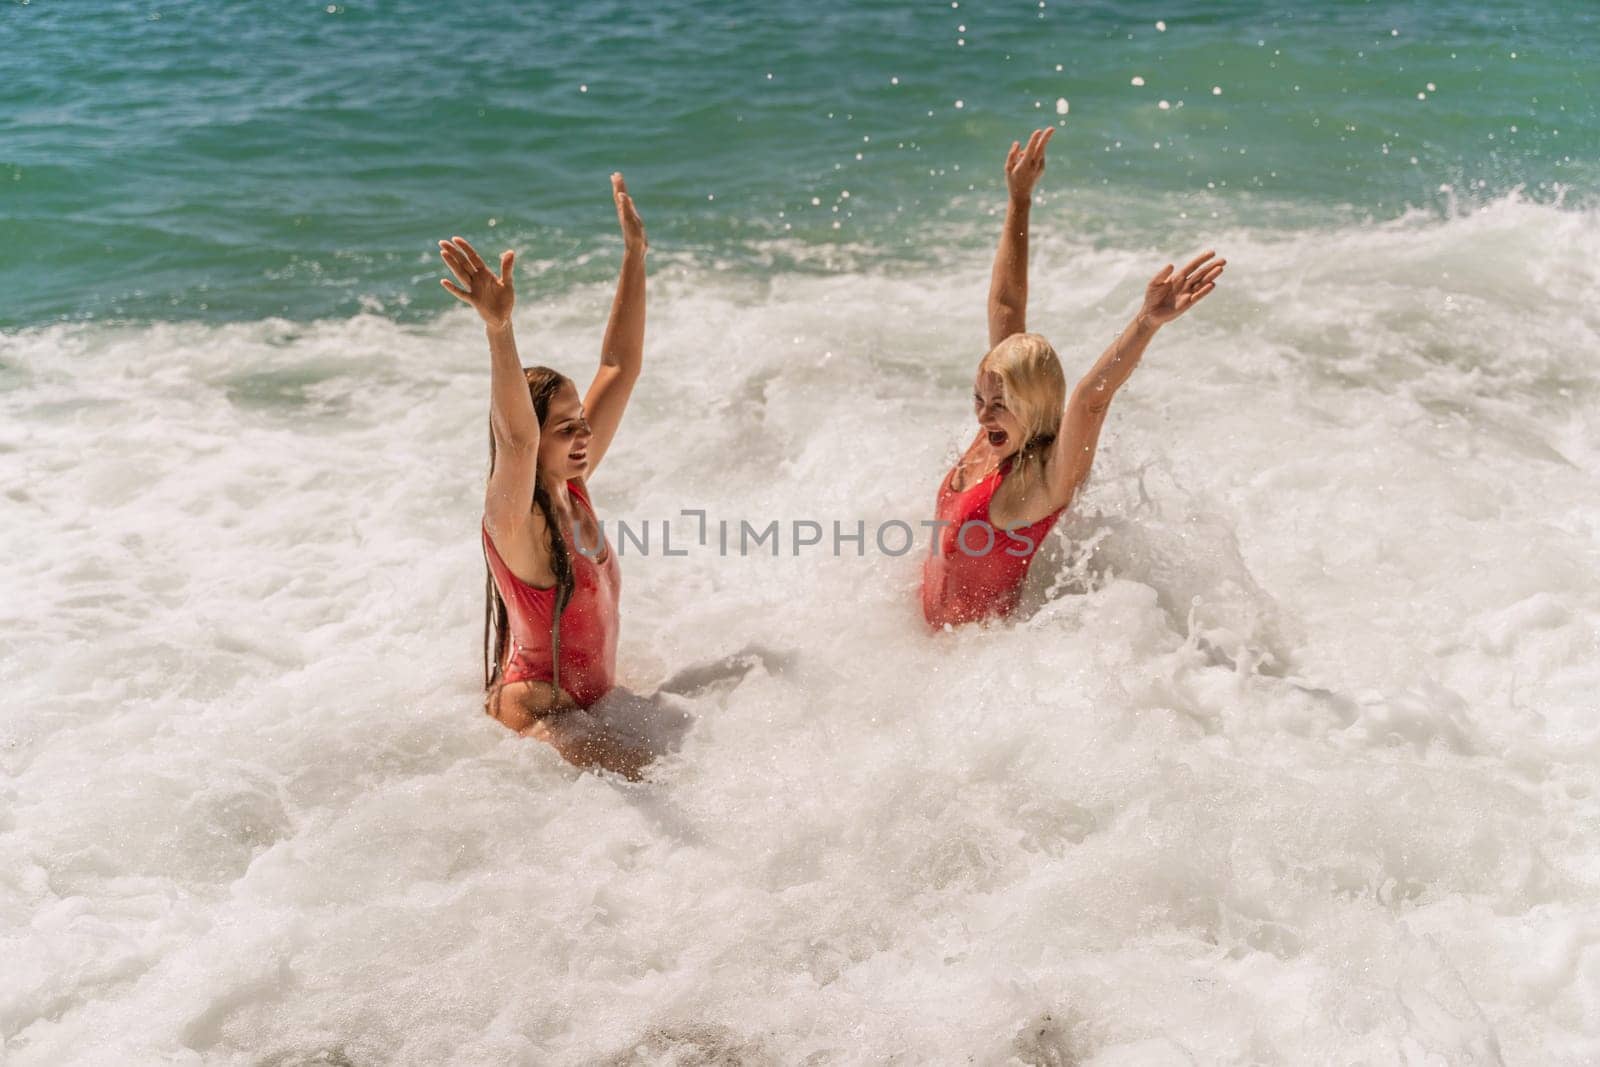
[1131,75,1146,86]
[954,99,965,109]
[1055,97,1069,115]
[1155,20,1166,31]
[1211,85,1222,95]
[1158,99,1170,110]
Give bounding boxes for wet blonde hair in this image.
[980,332,1067,490]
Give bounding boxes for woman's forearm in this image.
[988,194,1031,337]
[599,248,646,377]
[1074,314,1160,412]
[487,321,539,447]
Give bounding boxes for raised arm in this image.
[988,127,1055,349]
[582,172,649,476]
[1046,250,1226,507]
[439,236,537,536]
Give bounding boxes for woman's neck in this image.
[538,473,570,507]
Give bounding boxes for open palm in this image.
[439,236,517,328]
[1005,126,1055,200]
[1141,250,1225,326]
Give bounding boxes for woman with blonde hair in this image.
[921,128,1226,628]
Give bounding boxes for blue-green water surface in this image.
[2,0,1597,325]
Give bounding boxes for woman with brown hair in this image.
[438,173,650,779]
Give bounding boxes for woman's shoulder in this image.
[484,500,552,551]
[994,453,1059,506]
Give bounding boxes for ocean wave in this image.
[2,194,1598,1062]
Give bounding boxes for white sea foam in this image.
[2,194,1599,1063]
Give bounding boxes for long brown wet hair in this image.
[484,366,577,700]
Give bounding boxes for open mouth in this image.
[986,429,1008,448]
[569,450,588,464]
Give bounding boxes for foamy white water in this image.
[3,197,1599,1064]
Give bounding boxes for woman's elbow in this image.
[1069,383,1112,417]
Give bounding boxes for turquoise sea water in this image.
[3,0,1597,325]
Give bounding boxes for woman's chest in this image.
[939,466,1054,533]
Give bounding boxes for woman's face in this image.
[538,380,592,481]
[973,368,1025,460]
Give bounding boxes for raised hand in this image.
[439,236,516,328]
[1140,250,1226,327]
[612,172,647,254]
[1004,127,1056,201]
[584,170,649,477]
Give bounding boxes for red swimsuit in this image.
[482,479,621,707]
[921,458,1064,628]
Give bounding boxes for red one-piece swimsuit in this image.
[482,479,621,707]
[921,457,1064,629]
